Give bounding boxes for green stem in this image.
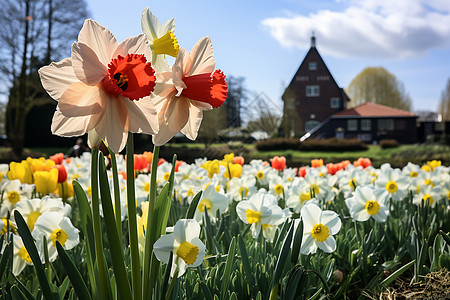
[165,269,179,300]
[126,133,142,300]
[142,145,160,300]
[107,147,122,244]
[91,149,111,300]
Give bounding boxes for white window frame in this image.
[347,119,357,131]
[330,97,340,108]
[361,119,371,131]
[306,85,320,97]
[308,62,317,70]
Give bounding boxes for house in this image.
[281,34,350,137]
[281,35,419,144]
[303,102,418,144]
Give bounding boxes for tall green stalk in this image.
[90,149,111,299]
[142,145,160,300]
[126,133,142,300]
[108,147,122,241]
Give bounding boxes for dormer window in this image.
[308,62,317,70]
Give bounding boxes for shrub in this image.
[254,138,300,151]
[300,138,368,152]
[379,139,400,149]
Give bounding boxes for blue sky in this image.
[85,0,450,114]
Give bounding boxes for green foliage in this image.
[379,139,400,149]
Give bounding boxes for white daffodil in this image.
[268,174,288,199]
[338,167,371,197]
[12,197,65,232]
[402,162,421,178]
[412,184,441,207]
[12,234,33,276]
[236,190,289,238]
[374,167,409,201]
[286,184,319,214]
[0,179,29,216]
[153,219,206,277]
[32,212,79,262]
[155,162,173,187]
[242,160,274,186]
[194,185,228,222]
[300,203,341,255]
[345,186,389,222]
[227,175,257,201]
[141,7,179,73]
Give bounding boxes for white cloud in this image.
[262,0,450,58]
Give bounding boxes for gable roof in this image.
[332,102,416,117]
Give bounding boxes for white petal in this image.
[300,204,321,231]
[71,42,107,85]
[59,82,105,117]
[141,7,161,41]
[78,19,118,67]
[320,211,341,235]
[186,37,215,76]
[300,234,317,255]
[180,104,203,140]
[113,34,153,63]
[165,96,189,133]
[152,121,178,146]
[51,109,94,137]
[38,58,78,101]
[123,96,158,135]
[189,237,206,267]
[153,233,175,264]
[317,236,336,253]
[159,17,175,37]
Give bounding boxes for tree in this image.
[245,92,282,137]
[438,78,450,121]
[346,67,412,111]
[0,0,88,158]
[224,76,248,128]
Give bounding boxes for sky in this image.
[71,0,450,114]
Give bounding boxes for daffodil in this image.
[12,197,66,231]
[223,162,243,179]
[153,219,206,277]
[141,7,179,73]
[286,184,319,214]
[0,180,29,216]
[412,184,441,207]
[151,37,228,145]
[194,185,228,222]
[374,167,409,201]
[236,190,288,238]
[12,234,33,276]
[268,174,288,199]
[38,19,159,153]
[0,218,16,235]
[402,162,421,178]
[300,203,341,254]
[345,186,389,222]
[228,175,257,201]
[32,211,79,262]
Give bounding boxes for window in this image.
[308,62,317,70]
[361,119,371,131]
[330,97,340,108]
[317,75,329,81]
[296,75,309,81]
[306,85,320,97]
[285,98,295,109]
[377,119,394,130]
[357,133,372,142]
[305,120,320,132]
[347,119,357,131]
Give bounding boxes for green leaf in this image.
[12,275,35,300]
[125,133,142,300]
[58,276,70,300]
[381,260,415,287]
[220,237,236,300]
[55,242,92,300]
[185,191,202,219]
[440,230,450,247]
[237,234,254,288]
[271,221,294,288]
[283,265,304,300]
[291,218,303,265]
[98,152,133,300]
[199,281,213,300]
[14,210,56,300]
[161,252,173,296]
[0,240,11,281]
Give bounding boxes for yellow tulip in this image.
[28,157,55,173]
[33,169,58,195]
[223,163,242,179]
[8,161,32,184]
[223,153,235,164]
